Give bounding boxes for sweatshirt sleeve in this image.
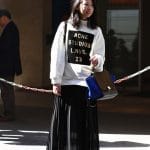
[90,27,105,72]
[50,22,66,84]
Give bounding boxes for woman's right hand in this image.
[52,84,61,96]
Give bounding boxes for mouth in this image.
[85,10,92,16]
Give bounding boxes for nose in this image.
[86,7,93,13]
[87,5,93,11]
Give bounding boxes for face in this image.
[0,16,5,28]
[0,17,3,27]
[79,0,94,20]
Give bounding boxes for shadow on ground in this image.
[0,106,51,146]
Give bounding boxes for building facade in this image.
[0,0,149,96]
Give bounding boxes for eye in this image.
[83,3,93,8]
[84,3,88,6]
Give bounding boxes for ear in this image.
[75,0,82,10]
[76,3,81,11]
[3,16,10,22]
[2,16,7,21]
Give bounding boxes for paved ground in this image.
[0,90,150,150]
[0,106,51,150]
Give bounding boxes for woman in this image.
[47,0,105,149]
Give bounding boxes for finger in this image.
[53,86,61,96]
[53,89,61,96]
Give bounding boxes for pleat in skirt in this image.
[47,85,99,150]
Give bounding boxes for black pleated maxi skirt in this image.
[46,85,99,150]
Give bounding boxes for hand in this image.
[52,84,61,96]
[90,55,98,67]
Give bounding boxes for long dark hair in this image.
[67,0,97,29]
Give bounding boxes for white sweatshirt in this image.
[50,20,105,87]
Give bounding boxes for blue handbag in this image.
[86,75,104,100]
[86,69,118,101]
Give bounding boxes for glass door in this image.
[105,0,140,91]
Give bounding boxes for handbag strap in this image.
[63,21,67,44]
[63,21,68,62]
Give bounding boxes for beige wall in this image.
[0,0,53,106]
[43,0,52,88]
[0,0,52,88]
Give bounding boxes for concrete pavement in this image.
[0,90,150,150]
